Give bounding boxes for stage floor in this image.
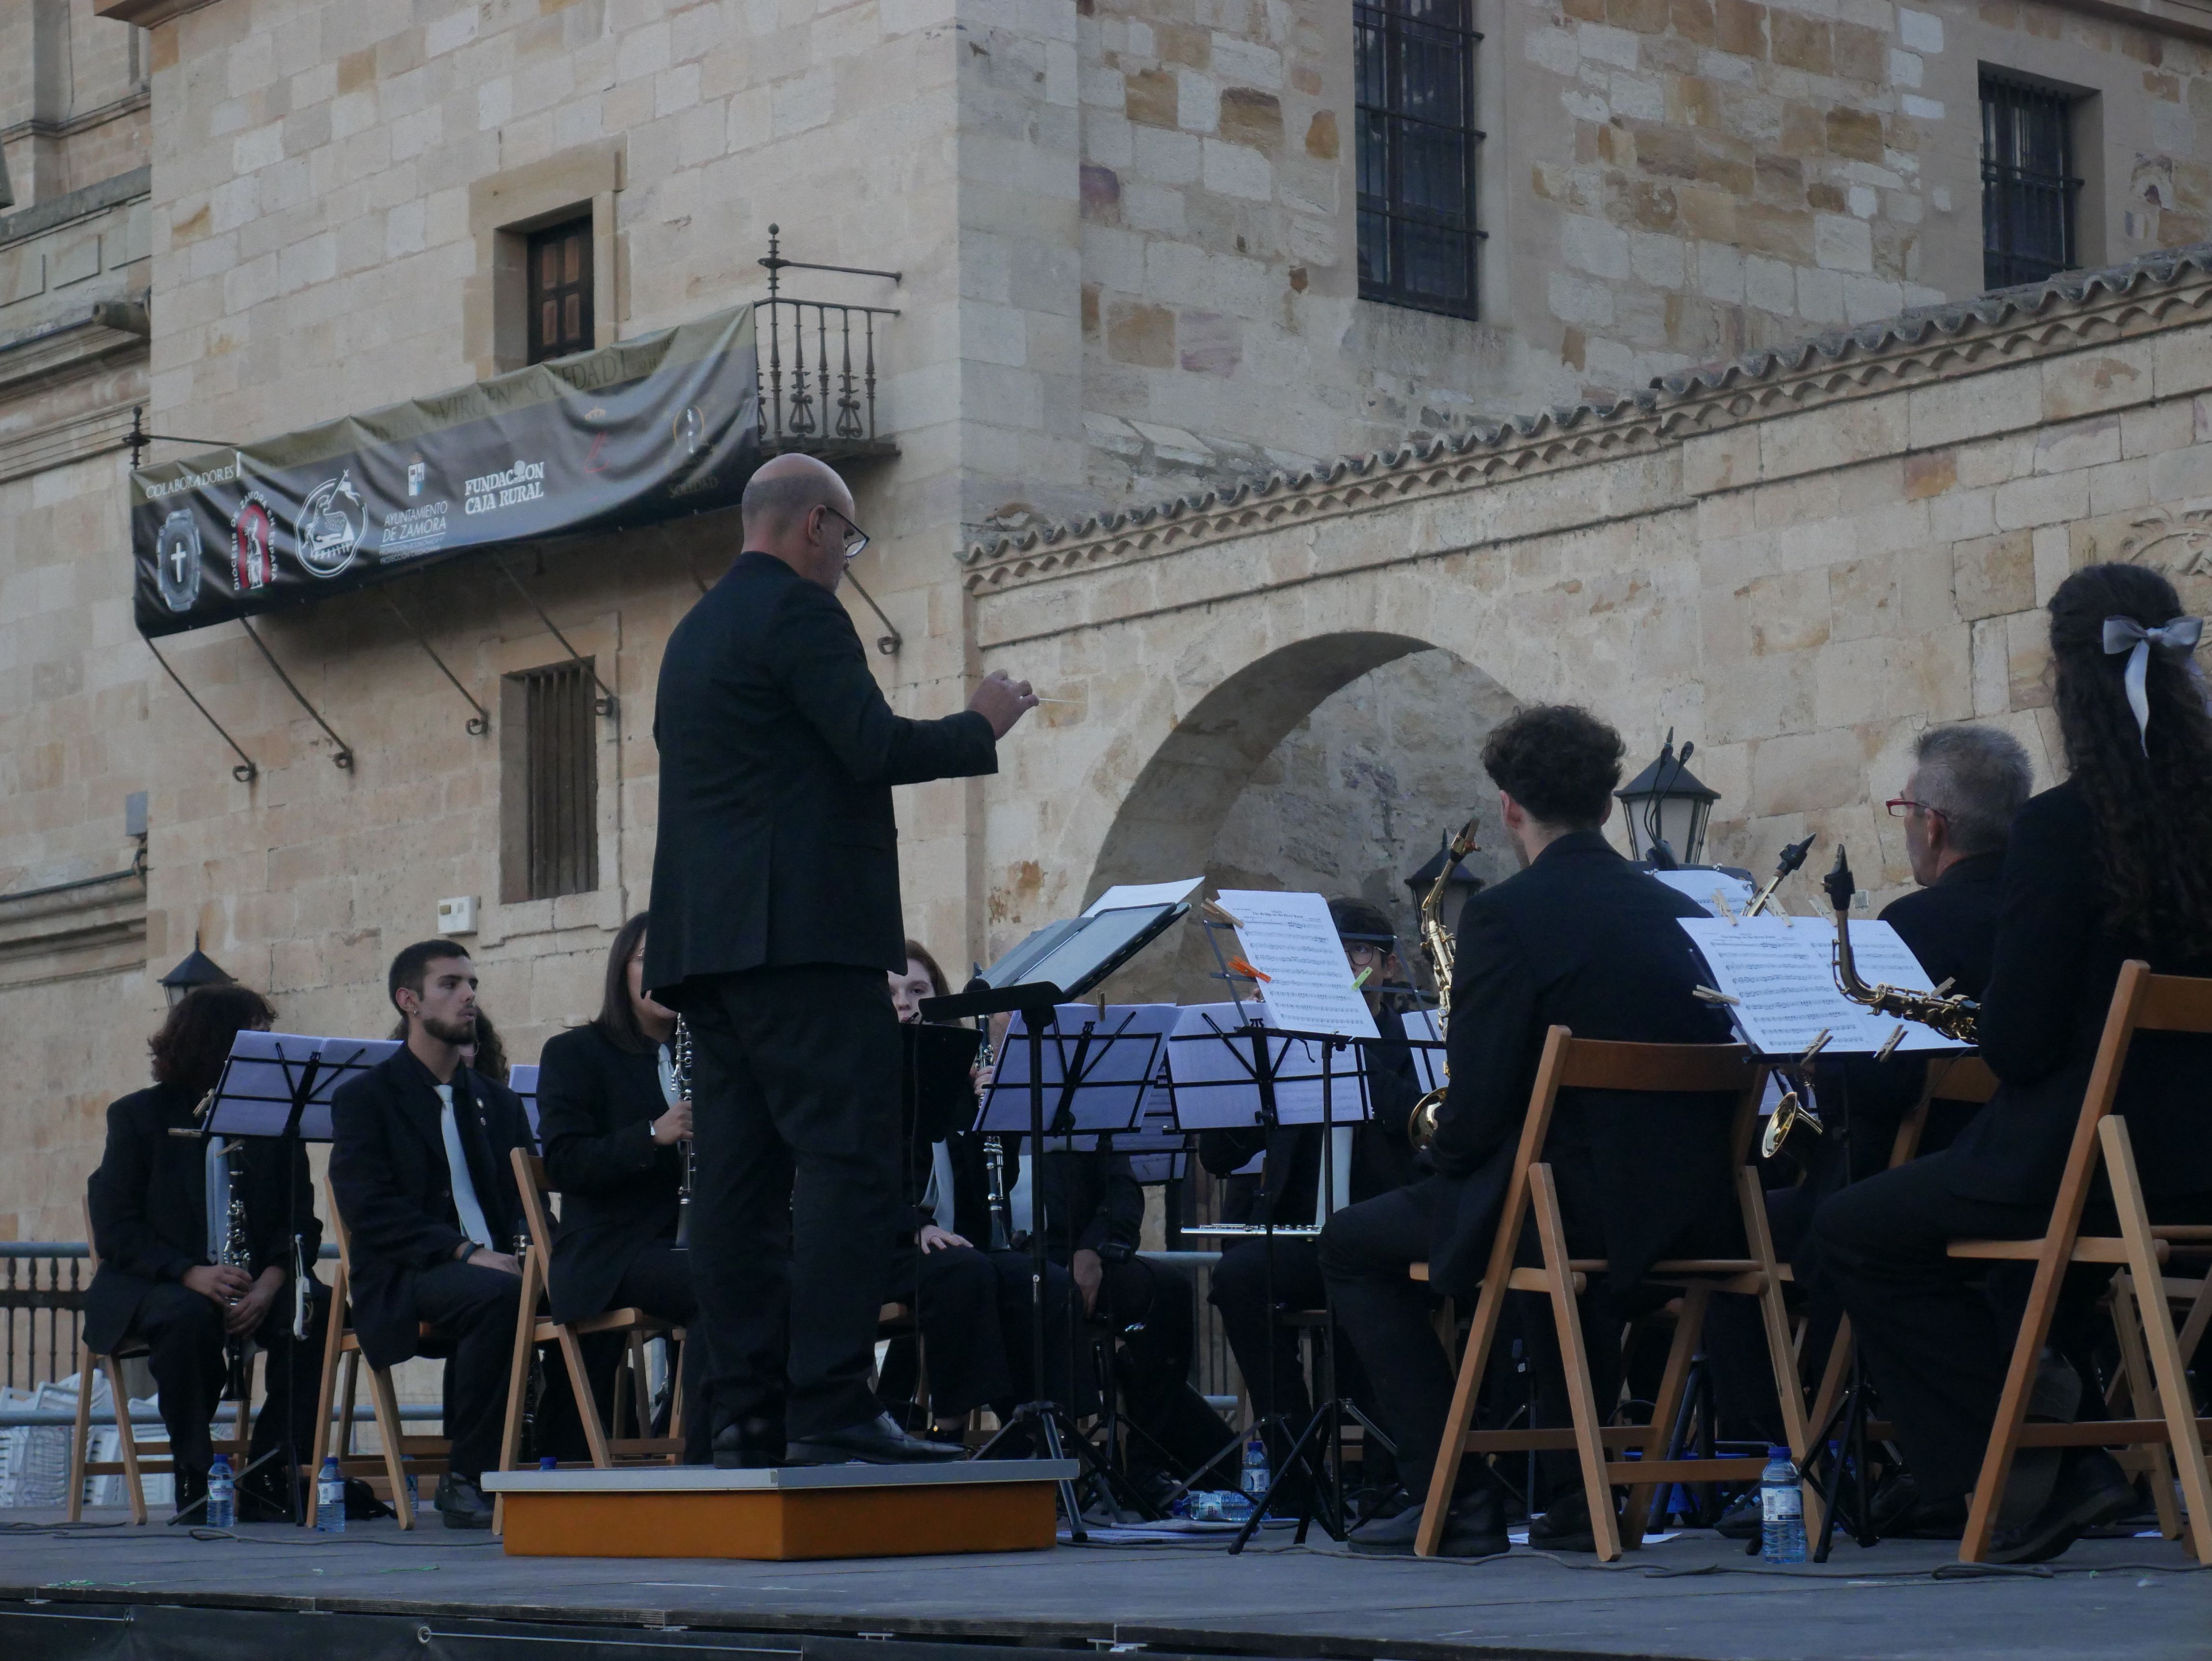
[1,1507,2206,1661]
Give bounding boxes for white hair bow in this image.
[2102,614,2204,753]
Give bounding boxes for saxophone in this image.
[1822,847,1979,1041]
[1409,817,1482,1152]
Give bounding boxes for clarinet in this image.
[972,1009,1014,1252]
[659,1020,696,1244]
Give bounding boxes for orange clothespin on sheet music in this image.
[1228,957,1272,983]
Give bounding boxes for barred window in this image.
[1981,73,2081,290]
[500,661,598,903]
[1356,0,1484,319]
[526,218,594,364]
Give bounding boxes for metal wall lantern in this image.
[1404,836,1486,933]
[159,931,234,1006]
[1616,730,1719,869]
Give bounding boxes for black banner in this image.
[132,306,760,637]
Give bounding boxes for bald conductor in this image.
[646,454,1038,1467]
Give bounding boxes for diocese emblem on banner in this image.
[231,492,277,592]
[155,509,203,613]
[296,469,367,578]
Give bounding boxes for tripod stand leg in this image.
[1036,1410,1087,1543]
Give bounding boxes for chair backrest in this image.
[80,1196,102,1275]
[1546,1034,1767,1166]
[1930,1054,1999,1105]
[323,1174,356,1287]
[510,1148,556,1252]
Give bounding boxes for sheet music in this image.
[1648,869,1757,919]
[975,1003,1180,1134]
[1217,889,1379,1040]
[1678,917,1963,1057]
[1083,878,1204,918]
[1402,1008,1445,1095]
[1163,1002,1370,1129]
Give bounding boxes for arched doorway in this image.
[1083,631,1521,1002]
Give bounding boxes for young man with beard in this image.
[329,940,533,1528]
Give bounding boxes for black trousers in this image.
[1320,1175,1622,1504]
[882,1241,1012,1417]
[132,1279,330,1481]
[1815,1150,2212,1501]
[684,964,902,1439]
[413,1259,524,1483]
[1209,1237,1379,1433]
[1095,1255,1229,1478]
[577,1248,714,1465]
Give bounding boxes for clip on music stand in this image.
[919,900,1189,1537]
[196,1033,398,1524]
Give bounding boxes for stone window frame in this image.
[462,138,625,381]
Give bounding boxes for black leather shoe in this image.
[1528,1486,1626,1553]
[786,1411,968,1465]
[1347,1486,1508,1558]
[711,1415,787,1470]
[1987,1449,2134,1565]
[433,1473,495,1529]
[172,1465,210,1521]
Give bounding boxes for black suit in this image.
[643,550,999,1440]
[538,1023,711,1462]
[1319,831,1737,1497]
[1200,1040,1422,1430]
[85,1082,328,1485]
[1816,780,2212,1498]
[329,1049,533,1480]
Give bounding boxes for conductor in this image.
[646,453,1038,1467]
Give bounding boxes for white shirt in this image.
[436,1081,494,1250]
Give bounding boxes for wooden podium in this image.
[482,1460,1078,1561]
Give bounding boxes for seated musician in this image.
[84,985,327,1520]
[1319,704,1737,1557]
[536,914,711,1464]
[1198,897,1421,1489]
[881,941,1090,1440]
[1815,563,2212,1564]
[330,941,533,1529]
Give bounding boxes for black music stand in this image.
[919,900,1187,1537]
[197,1032,397,1524]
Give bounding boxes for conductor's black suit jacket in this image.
[329,1049,532,1369]
[1422,831,1738,1312]
[83,1081,319,1356]
[1945,780,2212,1205]
[645,551,1000,988]
[537,1023,685,1325]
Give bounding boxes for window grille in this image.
[1981,73,2081,289]
[1356,0,1485,319]
[526,218,594,364]
[506,661,598,902]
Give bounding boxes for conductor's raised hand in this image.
[969,670,1040,739]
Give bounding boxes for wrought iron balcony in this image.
[756,228,900,460]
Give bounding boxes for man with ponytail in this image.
[1816,562,2212,1563]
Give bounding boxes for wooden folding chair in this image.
[1413,1030,1813,1561]
[1955,961,2212,1563]
[67,1197,250,1524]
[491,1150,691,1534]
[305,1177,453,1529]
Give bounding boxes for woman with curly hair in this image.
[1817,561,2212,1564]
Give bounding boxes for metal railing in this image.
[0,1244,88,1395]
[757,297,897,459]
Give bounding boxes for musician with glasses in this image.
[1815,562,2212,1564]
[536,912,711,1463]
[1198,896,1422,1493]
[646,451,1039,1467]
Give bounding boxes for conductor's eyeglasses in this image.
[1885,798,1947,821]
[824,505,870,562]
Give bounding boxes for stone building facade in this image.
[3,0,2212,1244]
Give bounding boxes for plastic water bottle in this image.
[316,1454,345,1533]
[1240,1429,1271,1498]
[205,1454,234,1528]
[1760,1445,1807,1564]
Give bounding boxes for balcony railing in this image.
[0,1244,87,1395]
[757,297,898,460]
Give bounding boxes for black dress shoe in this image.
[711,1415,788,1470]
[434,1473,495,1529]
[1347,1486,1508,1558]
[1528,1486,1626,1553]
[172,1465,210,1521]
[1987,1449,2134,1565]
[786,1411,968,1465]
